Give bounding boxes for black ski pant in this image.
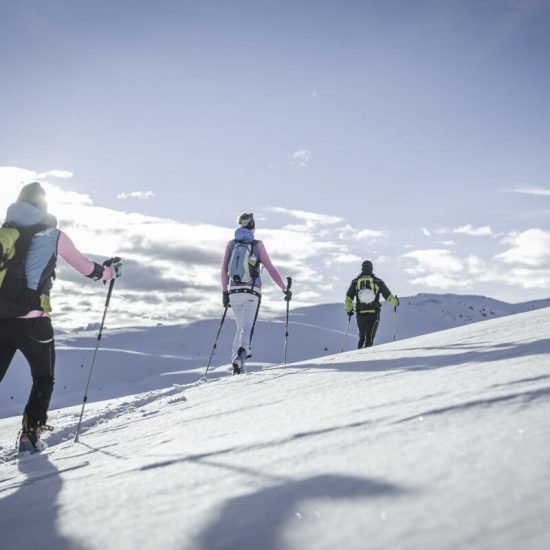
[0,317,55,425]
[356,310,380,349]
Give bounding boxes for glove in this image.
[223,291,230,308]
[347,310,354,318]
[283,289,292,302]
[103,257,122,279]
[387,294,399,307]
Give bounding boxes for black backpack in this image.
[355,275,380,305]
[0,223,49,318]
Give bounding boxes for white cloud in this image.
[335,224,386,241]
[466,255,487,276]
[44,184,93,207]
[375,255,391,264]
[422,228,431,237]
[38,169,74,179]
[267,206,343,228]
[453,224,493,237]
[0,166,74,186]
[0,166,41,185]
[410,274,469,289]
[352,229,387,240]
[403,249,463,275]
[436,224,493,237]
[494,229,550,268]
[0,168,84,211]
[403,233,550,293]
[117,191,156,200]
[403,249,469,289]
[508,185,550,197]
[288,149,310,167]
[326,253,362,266]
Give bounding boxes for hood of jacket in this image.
[4,202,57,228]
[234,227,255,243]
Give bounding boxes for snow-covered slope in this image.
[1,307,549,550]
[1,293,549,418]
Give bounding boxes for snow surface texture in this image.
[0,300,549,549]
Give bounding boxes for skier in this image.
[0,182,122,453]
[221,213,291,374]
[344,260,399,349]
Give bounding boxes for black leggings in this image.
[0,317,55,424]
[356,311,380,349]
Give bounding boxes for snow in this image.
[1,301,549,550]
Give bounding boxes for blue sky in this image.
[1,0,549,329]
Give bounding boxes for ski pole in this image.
[393,295,398,342]
[74,262,119,443]
[202,306,229,380]
[283,276,293,364]
[249,294,262,347]
[341,315,351,352]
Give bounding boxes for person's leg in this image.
[0,321,17,382]
[18,318,56,426]
[356,314,368,348]
[364,311,380,347]
[241,294,260,358]
[230,293,247,359]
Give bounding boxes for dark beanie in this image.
[361,260,373,274]
[17,182,47,211]
[238,212,255,230]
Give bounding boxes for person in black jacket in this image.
[344,260,399,348]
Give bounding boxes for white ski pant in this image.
[229,291,260,359]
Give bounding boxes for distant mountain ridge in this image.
[287,293,550,345]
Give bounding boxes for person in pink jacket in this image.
[221,213,291,374]
[0,182,122,453]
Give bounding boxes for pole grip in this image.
[286,276,292,290]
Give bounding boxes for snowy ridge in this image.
[0,306,549,549]
[289,292,550,342]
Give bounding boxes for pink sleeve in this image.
[221,241,232,291]
[257,241,286,291]
[57,232,114,280]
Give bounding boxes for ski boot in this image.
[232,346,247,375]
[18,415,53,454]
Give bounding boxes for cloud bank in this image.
[1,167,549,330]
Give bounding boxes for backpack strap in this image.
[249,239,260,289]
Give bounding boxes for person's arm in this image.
[57,232,115,281]
[255,241,286,291]
[221,241,232,291]
[345,278,356,314]
[376,276,399,306]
